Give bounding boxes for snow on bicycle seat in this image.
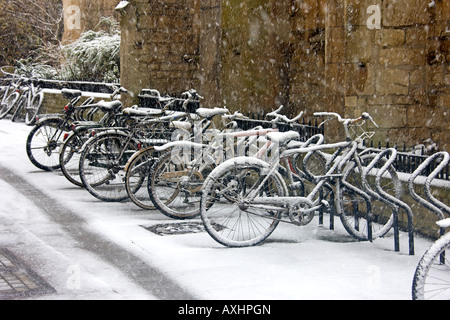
[61,89,82,100]
[97,100,122,110]
[122,107,164,116]
[266,131,300,144]
[196,107,229,118]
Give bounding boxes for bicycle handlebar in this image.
[314,111,379,128]
[266,105,304,124]
[221,111,248,120]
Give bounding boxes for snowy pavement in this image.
[0,120,438,300]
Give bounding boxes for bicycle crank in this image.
[288,198,317,226]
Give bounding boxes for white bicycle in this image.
[199,112,401,247]
[11,78,44,125]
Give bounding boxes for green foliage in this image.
[13,58,59,79]
[60,18,121,82]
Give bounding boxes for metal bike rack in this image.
[407,152,450,237]
[361,148,415,255]
[361,149,399,250]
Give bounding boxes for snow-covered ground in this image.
[0,120,439,300]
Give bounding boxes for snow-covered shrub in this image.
[14,58,59,79]
[61,18,120,82]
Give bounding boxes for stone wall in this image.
[325,0,449,151]
[117,0,449,151]
[117,0,202,107]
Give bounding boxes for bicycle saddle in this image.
[266,131,300,144]
[122,107,164,116]
[97,100,123,111]
[61,89,82,100]
[196,108,229,119]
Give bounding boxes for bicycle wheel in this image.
[79,132,139,202]
[59,130,91,187]
[337,153,401,241]
[25,92,44,125]
[0,91,20,119]
[149,149,214,219]
[26,118,68,171]
[412,233,450,300]
[11,94,27,122]
[125,147,159,210]
[200,158,286,247]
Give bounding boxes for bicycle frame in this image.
[234,133,377,229]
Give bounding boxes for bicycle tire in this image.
[25,92,44,125]
[11,95,27,122]
[412,232,450,300]
[59,130,91,187]
[149,149,214,219]
[337,153,401,241]
[200,158,285,247]
[0,92,20,119]
[125,147,159,210]
[26,118,68,171]
[79,132,139,202]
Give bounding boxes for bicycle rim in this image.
[60,132,89,187]
[26,119,67,171]
[25,92,44,125]
[80,134,138,202]
[0,92,19,119]
[125,148,158,210]
[11,96,27,122]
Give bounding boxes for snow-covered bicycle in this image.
[0,67,23,120]
[10,78,44,125]
[26,87,122,172]
[199,112,401,247]
[78,89,203,203]
[146,113,278,218]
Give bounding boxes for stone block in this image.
[376,68,410,95]
[427,65,445,87]
[379,48,426,67]
[410,68,425,86]
[407,105,438,128]
[376,29,405,47]
[345,96,358,108]
[345,27,374,64]
[325,63,345,95]
[383,0,431,27]
[432,131,450,152]
[345,63,375,95]
[370,104,407,128]
[325,0,345,27]
[326,27,345,63]
[406,27,429,45]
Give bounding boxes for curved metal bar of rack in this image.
[408,152,450,237]
[360,149,405,252]
[360,148,415,255]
